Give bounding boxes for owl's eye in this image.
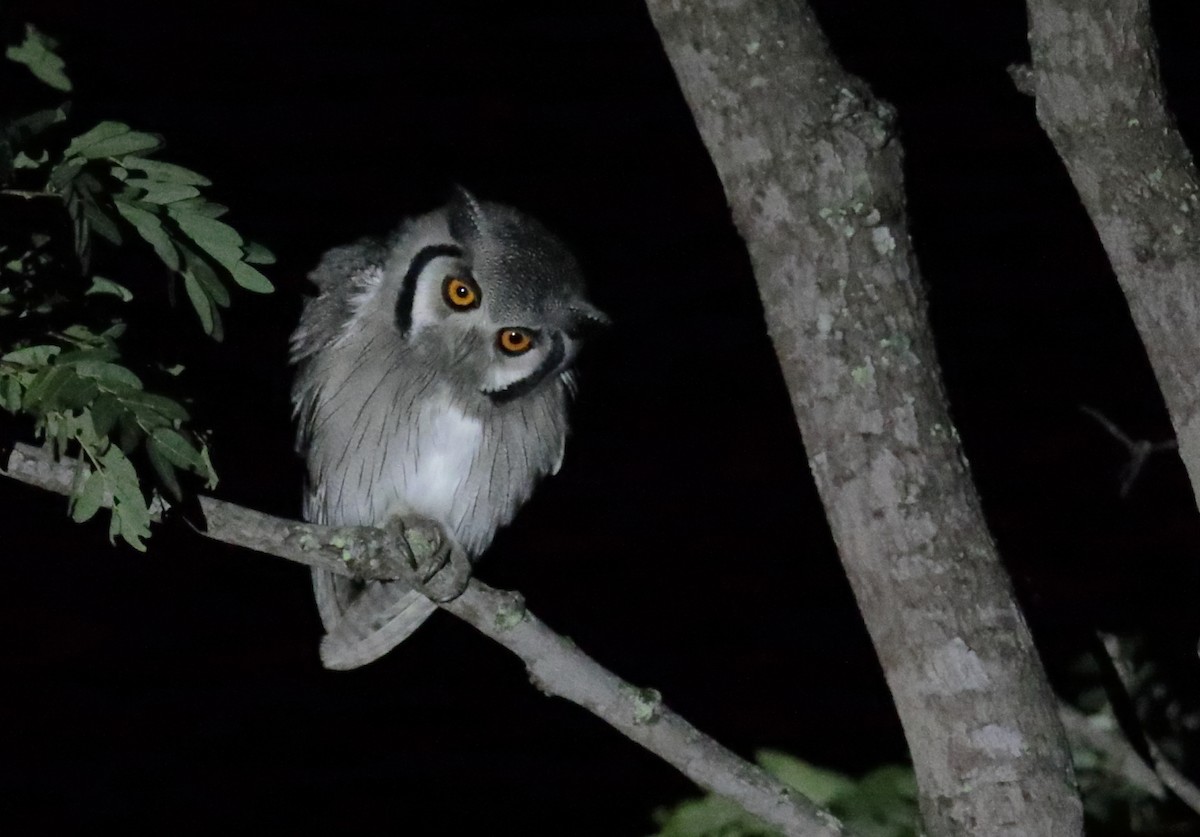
[443,276,481,310]
[497,328,535,355]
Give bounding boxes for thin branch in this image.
[1095,633,1200,818]
[1080,405,1178,496]
[1058,702,1166,800]
[0,441,848,837]
[0,189,58,200]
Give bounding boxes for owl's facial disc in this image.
[481,329,566,404]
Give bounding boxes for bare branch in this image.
[0,441,847,837]
[0,189,58,200]
[1079,405,1178,496]
[1094,634,1200,817]
[1057,702,1166,800]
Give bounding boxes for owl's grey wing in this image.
[289,239,387,365]
[316,576,438,670]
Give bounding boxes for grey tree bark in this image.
[644,2,1083,835]
[1024,0,1200,506]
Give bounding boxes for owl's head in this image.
[371,189,608,403]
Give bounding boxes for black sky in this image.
[5,2,1200,833]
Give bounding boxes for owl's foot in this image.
[384,516,473,603]
[323,517,473,603]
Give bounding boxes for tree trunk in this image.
[645,2,1083,834]
[1025,0,1200,507]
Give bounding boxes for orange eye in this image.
[497,328,535,355]
[443,276,480,310]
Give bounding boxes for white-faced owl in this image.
[290,189,607,669]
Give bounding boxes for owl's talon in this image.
[417,543,472,603]
[379,516,471,603]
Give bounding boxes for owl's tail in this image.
[312,568,438,670]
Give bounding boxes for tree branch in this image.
[1,441,848,837]
[0,189,58,200]
[1093,633,1200,817]
[1025,0,1200,507]
[1057,702,1166,800]
[644,2,1082,835]
[1079,405,1177,496]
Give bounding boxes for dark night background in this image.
[4,1,1200,833]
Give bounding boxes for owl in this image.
[290,189,607,669]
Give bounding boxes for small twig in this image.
[0,189,58,200]
[0,441,847,837]
[1080,405,1177,496]
[1094,632,1200,817]
[1057,702,1166,799]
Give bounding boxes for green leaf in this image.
[81,194,124,245]
[14,149,49,169]
[230,260,273,293]
[197,444,217,489]
[71,470,106,523]
[0,376,23,411]
[178,243,231,307]
[125,178,200,205]
[48,157,85,191]
[183,271,216,336]
[114,199,180,271]
[121,156,211,186]
[8,106,69,140]
[5,24,72,92]
[146,438,182,500]
[757,751,857,805]
[172,211,244,268]
[166,197,228,218]
[652,795,772,837]
[61,324,119,347]
[119,390,190,423]
[85,275,134,302]
[2,344,60,366]
[23,366,75,411]
[64,122,131,157]
[64,188,90,265]
[51,375,99,411]
[114,412,141,453]
[242,241,276,265]
[89,393,124,436]
[56,347,120,366]
[150,427,204,472]
[65,121,162,160]
[99,445,151,550]
[73,360,143,391]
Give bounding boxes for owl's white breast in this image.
[304,363,568,556]
[395,400,485,531]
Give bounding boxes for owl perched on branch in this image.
[290,189,607,669]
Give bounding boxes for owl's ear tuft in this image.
[448,186,486,243]
[566,302,611,338]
